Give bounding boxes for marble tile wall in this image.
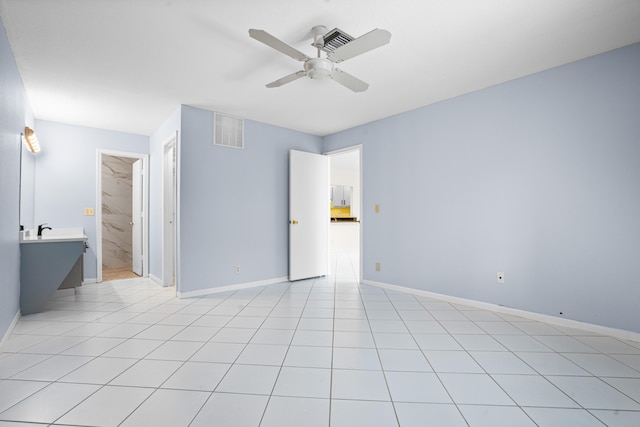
[101,155,136,269]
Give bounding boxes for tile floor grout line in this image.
[361,277,402,426]
[187,285,277,426]
[255,279,316,427]
[456,314,589,416]
[413,294,596,417]
[327,251,341,427]
[132,284,272,426]
[69,281,230,426]
[500,346,596,411]
[381,287,471,427]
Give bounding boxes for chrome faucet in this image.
[37,223,52,237]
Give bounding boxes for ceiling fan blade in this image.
[331,68,369,92]
[266,70,307,88]
[328,28,391,63]
[249,29,310,62]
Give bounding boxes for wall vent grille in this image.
[320,28,355,53]
[214,113,244,149]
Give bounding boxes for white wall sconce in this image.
[22,126,41,153]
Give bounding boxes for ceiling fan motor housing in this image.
[311,25,328,48]
[305,58,333,79]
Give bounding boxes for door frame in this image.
[325,144,363,281]
[162,133,178,289]
[132,159,143,275]
[96,150,149,283]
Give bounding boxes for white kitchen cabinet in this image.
[331,185,352,207]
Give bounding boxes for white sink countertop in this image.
[20,227,88,243]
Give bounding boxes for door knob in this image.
[129,221,134,225]
[290,220,299,225]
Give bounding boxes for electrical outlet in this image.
[84,207,94,216]
[375,262,381,272]
[497,272,505,284]
[235,265,240,274]
[375,204,380,213]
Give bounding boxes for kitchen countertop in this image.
[331,217,359,222]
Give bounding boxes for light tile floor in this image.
[1,253,640,426]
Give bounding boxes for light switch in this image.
[375,204,380,213]
[84,207,94,216]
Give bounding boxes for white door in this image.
[163,139,177,287]
[289,150,329,281]
[132,160,143,275]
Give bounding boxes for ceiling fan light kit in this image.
[249,25,391,92]
[305,58,332,79]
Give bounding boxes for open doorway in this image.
[97,150,149,283]
[327,146,362,281]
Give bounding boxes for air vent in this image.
[214,113,244,149]
[320,28,354,53]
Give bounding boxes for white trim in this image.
[175,131,181,295]
[96,149,149,283]
[177,277,288,298]
[82,278,98,284]
[0,310,21,350]
[325,144,363,280]
[162,133,179,292]
[362,279,640,343]
[149,274,164,287]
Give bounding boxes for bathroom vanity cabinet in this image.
[20,228,88,315]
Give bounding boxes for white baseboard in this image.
[178,277,289,298]
[149,274,164,286]
[362,279,640,344]
[0,310,21,351]
[82,278,97,285]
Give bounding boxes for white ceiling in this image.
[1,0,639,137]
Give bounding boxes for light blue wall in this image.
[178,105,323,293]
[34,120,149,280]
[0,19,33,340]
[324,43,640,332]
[149,106,180,280]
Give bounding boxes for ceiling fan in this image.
[248,25,391,92]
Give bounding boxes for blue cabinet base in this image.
[20,241,85,315]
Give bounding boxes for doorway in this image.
[97,150,149,283]
[327,146,362,281]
